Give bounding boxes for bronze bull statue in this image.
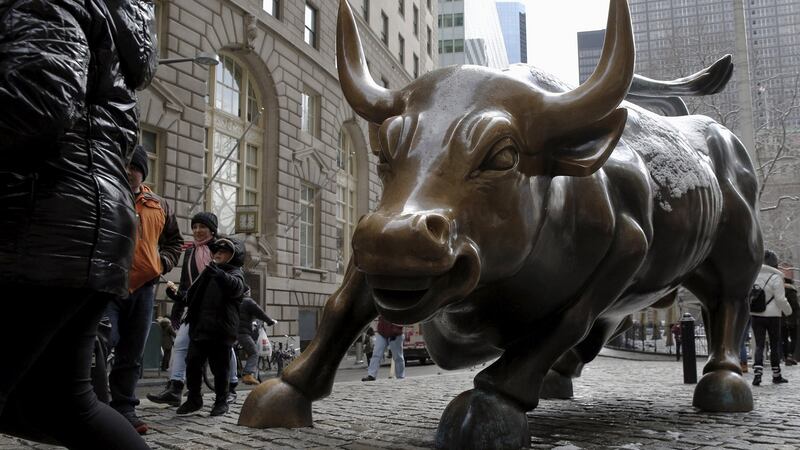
[240,0,762,448]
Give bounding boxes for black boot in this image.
[753,365,763,386]
[210,400,229,417]
[147,380,184,407]
[176,395,203,415]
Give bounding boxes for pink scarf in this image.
[191,237,213,283]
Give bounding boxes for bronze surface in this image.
[240,1,762,448]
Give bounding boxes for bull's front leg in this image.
[239,260,376,428]
[435,217,648,450]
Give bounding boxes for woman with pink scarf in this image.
[148,212,239,405]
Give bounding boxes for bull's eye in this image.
[480,138,518,172]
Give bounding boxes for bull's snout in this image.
[352,211,457,275]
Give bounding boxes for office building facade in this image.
[496,1,528,64]
[437,0,509,69]
[139,0,437,348]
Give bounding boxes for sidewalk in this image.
[137,355,375,388]
[3,355,800,449]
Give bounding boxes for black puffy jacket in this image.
[0,0,157,296]
[185,237,247,345]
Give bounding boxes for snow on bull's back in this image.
[622,107,716,212]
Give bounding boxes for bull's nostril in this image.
[423,214,451,244]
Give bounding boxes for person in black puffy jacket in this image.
[0,1,156,448]
[176,237,247,417]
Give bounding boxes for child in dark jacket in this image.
[176,236,246,417]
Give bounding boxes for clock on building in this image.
[235,205,259,234]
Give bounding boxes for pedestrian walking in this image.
[176,237,247,417]
[362,317,405,381]
[670,322,682,361]
[751,250,793,386]
[147,212,239,406]
[782,277,798,366]
[364,327,375,362]
[0,1,156,448]
[238,293,277,385]
[104,145,183,435]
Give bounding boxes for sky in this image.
[523,0,611,86]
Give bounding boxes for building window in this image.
[299,183,317,268]
[262,0,279,19]
[301,89,320,137]
[138,127,161,192]
[413,53,419,78]
[362,0,369,22]
[398,34,405,64]
[214,55,242,117]
[206,55,264,234]
[413,4,419,36]
[381,11,389,45]
[427,26,432,56]
[399,0,405,16]
[427,0,431,11]
[304,3,318,48]
[336,130,358,275]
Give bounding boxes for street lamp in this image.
[158,52,219,66]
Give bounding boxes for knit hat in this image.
[130,145,149,181]
[191,211,218,236]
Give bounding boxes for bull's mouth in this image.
[364,243,481,324]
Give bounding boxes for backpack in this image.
[748,274,776,313]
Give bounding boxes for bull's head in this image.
[337,0,634,324]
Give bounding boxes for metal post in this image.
[681,313,697,384]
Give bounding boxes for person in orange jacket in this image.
[105,145,183,434]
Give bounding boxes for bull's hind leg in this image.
[541,316,632,399]
[684,261,756,412]
[682,124,762,412]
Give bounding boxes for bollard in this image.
[681,313,697,384]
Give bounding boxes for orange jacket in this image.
[129,186,182,292]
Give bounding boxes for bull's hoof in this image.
[539,369,574,399]
[692,370,753,412]
[435,389,529,450]
[238,378,313,428]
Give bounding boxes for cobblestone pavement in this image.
[3,355,800,449]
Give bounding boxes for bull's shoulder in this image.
[620,108,720,213]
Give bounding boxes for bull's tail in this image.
[626,55,733,117]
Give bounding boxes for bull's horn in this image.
[337,0,404,123]
[547,0,634,130]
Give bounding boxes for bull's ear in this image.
[549,108,627,177]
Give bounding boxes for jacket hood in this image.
[212,236,246,268]
[103,0,158,90]
[762,265,784,277]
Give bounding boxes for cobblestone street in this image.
[3,353,800,449]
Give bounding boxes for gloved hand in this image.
[205,261,222,277]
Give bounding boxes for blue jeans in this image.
[740,318,751,363]
[106,284,155,414]
[238,334,259,376]
[367,334,405,379]
[169,322,238,383]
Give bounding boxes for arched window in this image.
[336,129,358,274]
[205,54,264,234]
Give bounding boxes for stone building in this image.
[138,0,437,348]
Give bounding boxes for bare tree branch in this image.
[760,196,800,211]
